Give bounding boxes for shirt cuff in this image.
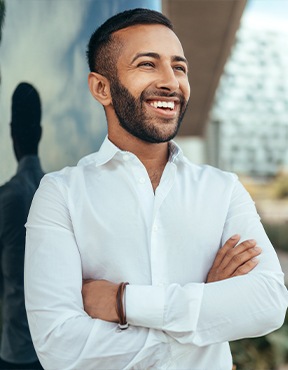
[126,285,165,329]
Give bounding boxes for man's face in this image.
[109,24,190,143]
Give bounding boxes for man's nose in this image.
[155,65,180,92]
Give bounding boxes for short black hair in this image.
[11,82,42,155]
[86,8,173,78]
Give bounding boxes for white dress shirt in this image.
[24,137,288,370]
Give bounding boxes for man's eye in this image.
[174,65,187,73]
[138,62,154,68]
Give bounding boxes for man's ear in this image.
[88,72,112,106]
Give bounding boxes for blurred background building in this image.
[165,0,288,181]
[207,18,288,177]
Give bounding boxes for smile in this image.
[149,100,175,110]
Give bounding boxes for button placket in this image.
[152,224,158,232]
[150,219,168,286]
[150,165,177,287]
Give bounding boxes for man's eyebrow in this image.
[131,52,188,66]
[131,52,160,64]
[172,55,188,66]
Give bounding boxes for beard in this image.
[109,76,188,144]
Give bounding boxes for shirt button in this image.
[139,177,146,184]
[123,154,130,161]
[153,225,158,232]
[155,281,166,287]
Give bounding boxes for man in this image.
[0,83,44,369]
[24,8,288,370]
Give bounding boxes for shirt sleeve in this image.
[126,178,288,346]
[24,176,166,370]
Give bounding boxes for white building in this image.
[207,26,288,177]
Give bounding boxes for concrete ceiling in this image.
[162,0,247,136]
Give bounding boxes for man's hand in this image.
[82,279,119,322]
[206,234,261,283]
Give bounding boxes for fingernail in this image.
[254,246,262,252]
[230,234,240,240]
[248,239,257,245]
[252,257,259,262]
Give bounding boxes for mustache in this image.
[141,90,185,101]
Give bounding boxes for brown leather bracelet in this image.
[115,282,129,330]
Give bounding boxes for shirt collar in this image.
[77,136,120,167]
[168,140,183,163]
[77,136,184,167]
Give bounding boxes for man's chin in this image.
[118,117,180,144]
[136,130,179,144]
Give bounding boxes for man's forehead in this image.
[114,24,185,59]
[114,23,176,40]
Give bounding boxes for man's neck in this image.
[108,131,169,191]
[138,144,169,192]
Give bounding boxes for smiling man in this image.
[102,26,189,146]
[24,8,288,370]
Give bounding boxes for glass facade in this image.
[0,0,161,183]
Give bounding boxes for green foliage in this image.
[263,223,288,252]
[230,337,275,370]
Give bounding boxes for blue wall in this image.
[0,0,161,182]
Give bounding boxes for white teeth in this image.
[150,101,175,110]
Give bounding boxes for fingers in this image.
[206,235,262,283]
[211,234,241,269]
[232,257,259,277]
[223,243,261,277]
[221,239,261,271]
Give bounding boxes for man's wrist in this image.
[115,282,129,330]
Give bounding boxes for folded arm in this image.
[82,181,288,346]
[126,181,288,345]
[83,234,261,320]
[24,177,163,370]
